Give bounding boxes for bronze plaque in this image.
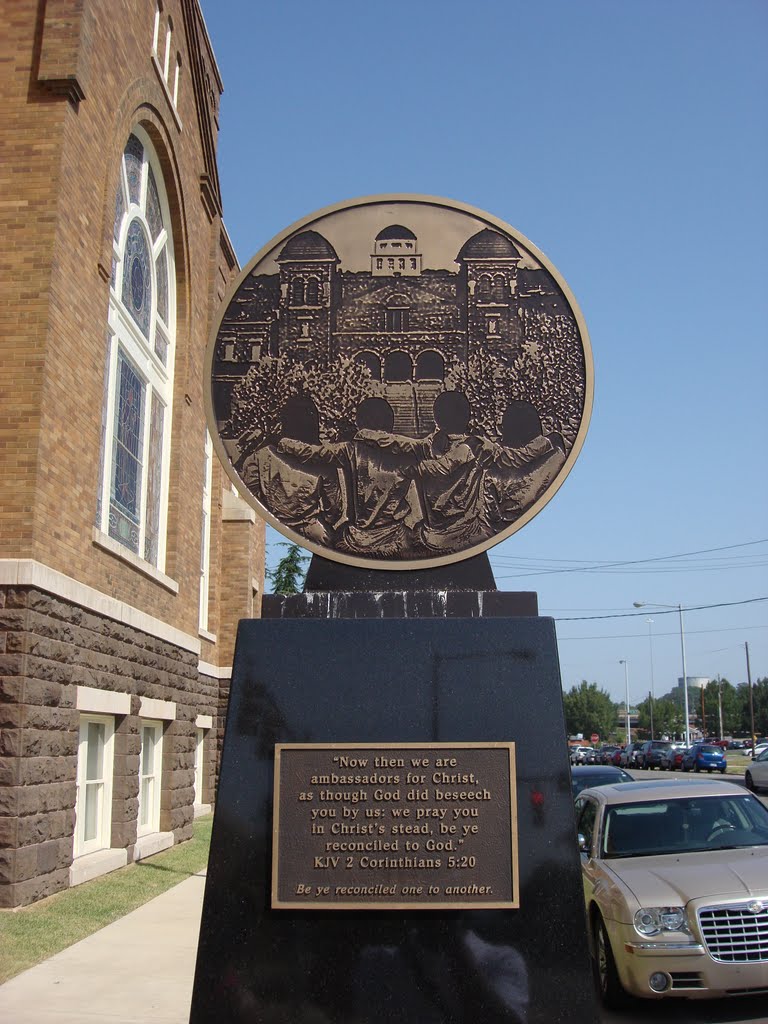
[272,742,518,910]
[206,195,593,570]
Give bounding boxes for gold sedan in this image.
[574,779,768,1007]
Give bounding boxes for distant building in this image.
[678,676,710,691]
[0,0,264,907]
[216,224,571,436]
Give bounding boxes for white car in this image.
[746,747,768,792]
[575,779,768,1006]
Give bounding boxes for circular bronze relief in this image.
[206,195,593,570]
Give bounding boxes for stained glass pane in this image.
[113,180,125,242]
[95,338,111,528]
[124,134,144,206]
[121,220,152,338]
[143,391,164,565]
[109,352,144,553]
[156,246,168,326]
[146,166,164,241]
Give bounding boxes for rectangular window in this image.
[199,430,213,631]
[74,715,115,858]
[138,721,163,836]
[194,728,205,805]
[386,309,408,332]
[173,56,181,107]
[152,3,161,55]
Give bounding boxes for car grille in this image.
[698,902,768,962]
[669,972,704,989]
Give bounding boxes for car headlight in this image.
[633,907,689,937]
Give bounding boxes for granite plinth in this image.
[261,589,537,619]
[190,617,598,1024]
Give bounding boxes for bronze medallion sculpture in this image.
[207,195,593,569]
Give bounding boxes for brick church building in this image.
[0,0,264,906]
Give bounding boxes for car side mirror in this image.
[578,833,589,853]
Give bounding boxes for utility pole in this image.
[717,674,724,740]
[746,642,755,751]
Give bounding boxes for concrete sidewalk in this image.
[0,872,206,1024]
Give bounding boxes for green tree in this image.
[562,681,617,742]
[266,542,309,594]
[701,678,741,737]
[638,697,684,741]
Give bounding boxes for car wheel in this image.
[683,764,689,772]
[719,767,726,774]
[745,772,755,791]
[694,764,701,773]
[592,913,627,1009]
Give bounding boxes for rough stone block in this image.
[21,755,77,785]
[36,837,72,875]
[8,866,69,908]
[0,786,20,816]
[0,729,21,757]
[0,702,22,729]
[18,781,76,816]
[0,816,19,848]
[0,757,20,786]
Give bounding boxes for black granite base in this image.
[190,616,598,1023]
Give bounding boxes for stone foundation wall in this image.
[0,585,220,908]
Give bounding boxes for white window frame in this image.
[74,714,115,858]
[173,54,182,107]
[138,719,164,837]
[98,127,176,571]
[163,18,173,81]
[194,727,205,805]
[199,430,213,631]
[152,1,162,56]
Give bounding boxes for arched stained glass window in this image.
[96,129,176,570]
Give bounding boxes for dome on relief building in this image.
[277,231,339,262]
[457,229,519,261]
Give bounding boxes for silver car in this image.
[575,779,768,1006]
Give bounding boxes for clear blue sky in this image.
[201,0,767,705]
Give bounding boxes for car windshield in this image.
[698,745,722,754]
[602,795,768,858]
[572,771,631,797]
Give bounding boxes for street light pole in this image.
[678,604,690,748]
[647,618,655,740]
[633,601,691,748]
[620,659,631,744]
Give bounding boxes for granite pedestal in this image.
[190,609,598,1023]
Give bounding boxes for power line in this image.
[491,538,768,578]
[557,623,768,641]
[551,596,768,621]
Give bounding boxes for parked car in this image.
[727,740,748,750]
[569,746,590,765]
[584,748,599,765]
[619,743,643,768]
[659,744,686,771]
[638,740,673,770]
[752,743,768,760]
[571,764,634,798]
[746,747,768,792]
[598,746,621,765]
[574,778,768,1005]
[610,748,624,767]
[682,743,727,774]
